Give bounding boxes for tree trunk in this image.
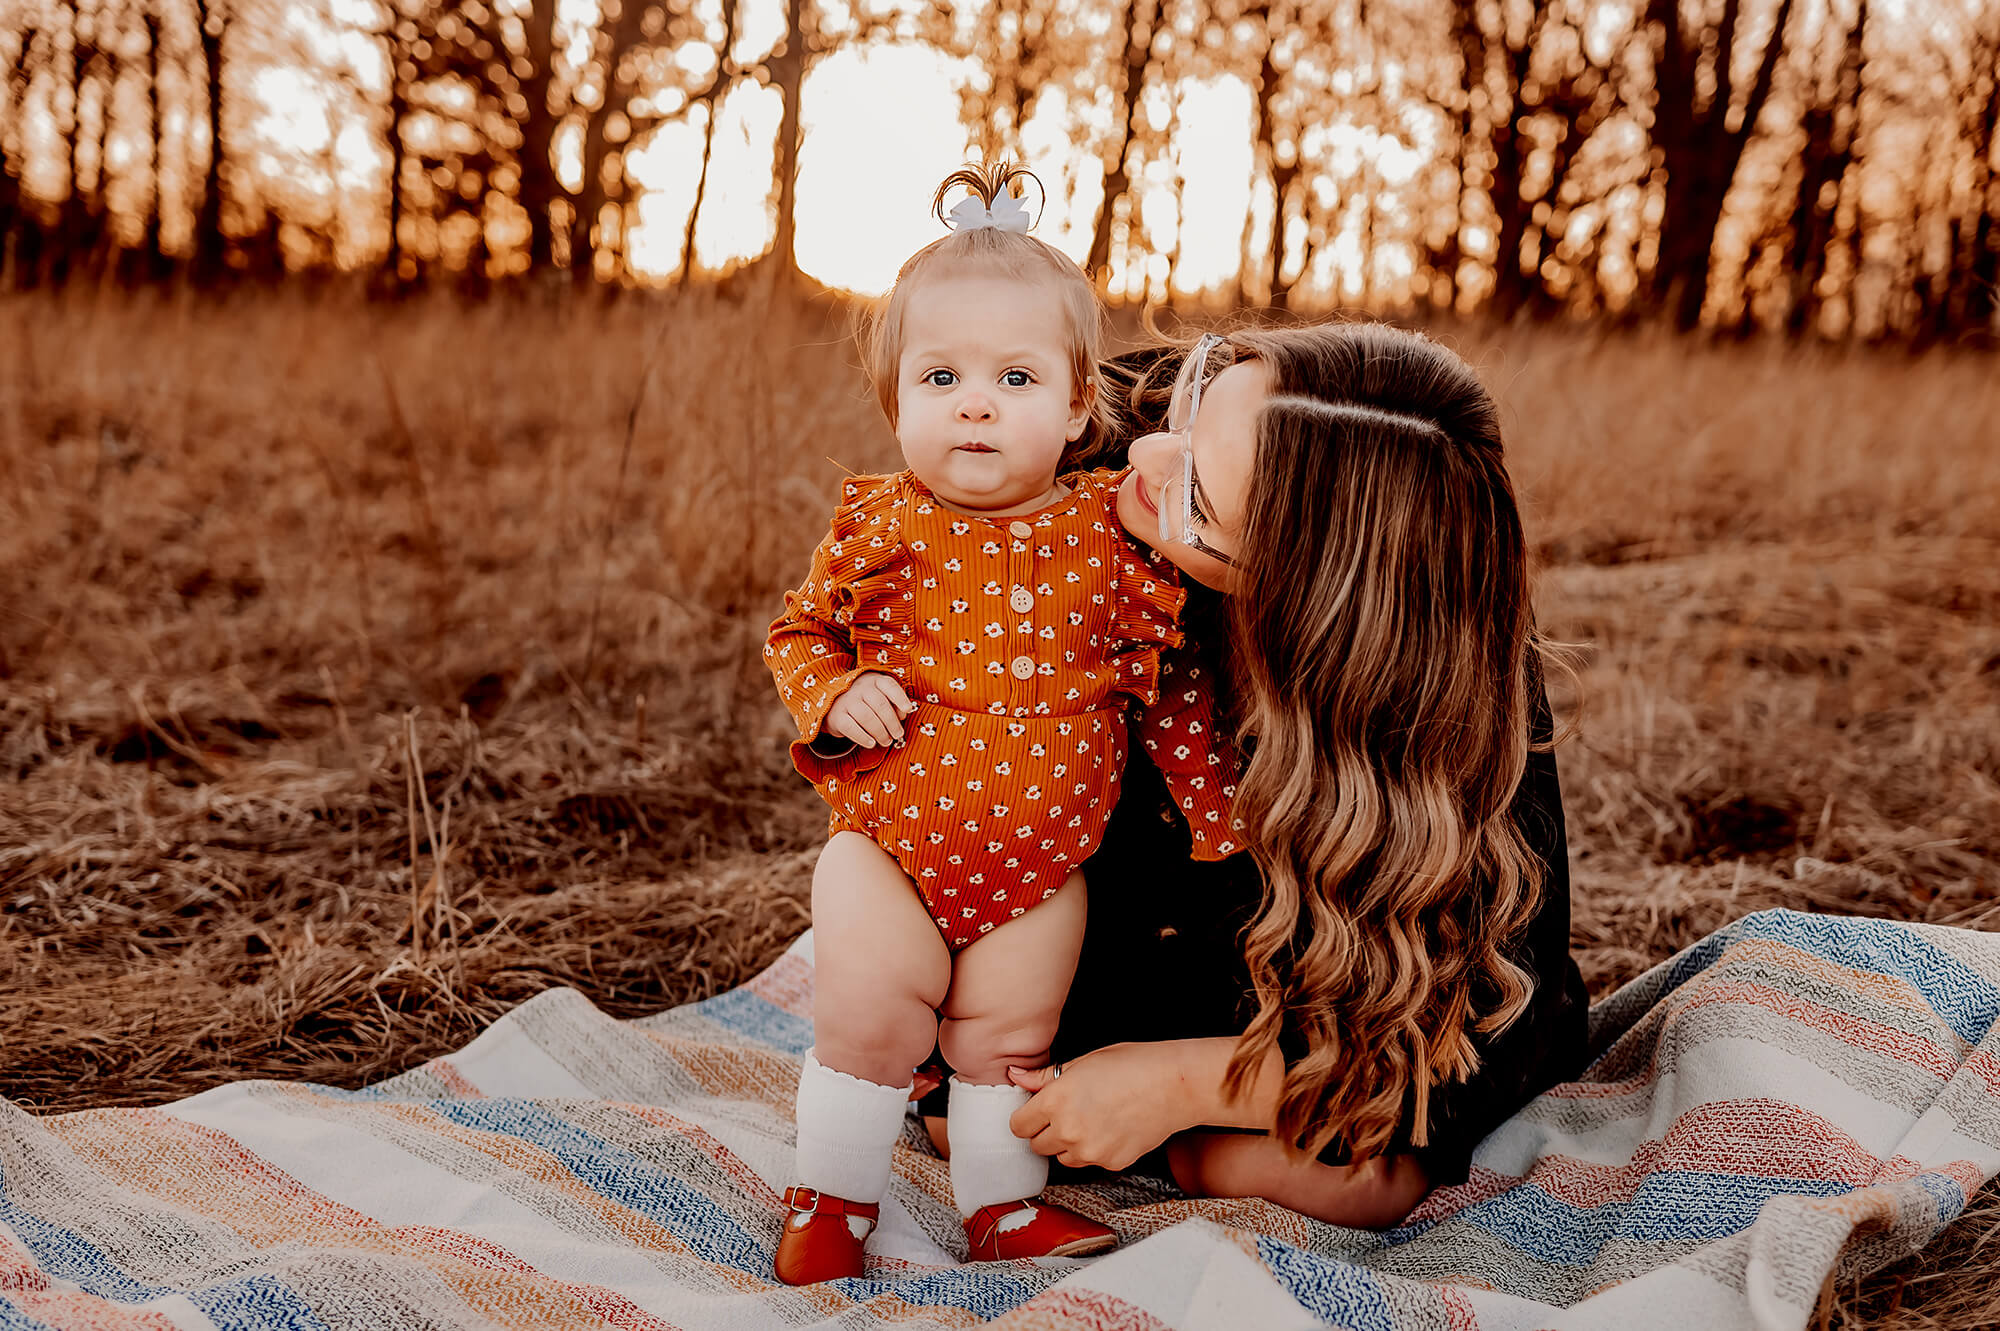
[1237,0,1278,305]
[142,12,164,276]
[0,23,35,289]
[1086,0,1157,287]
[677,0,742,285]
[568,0,653,286]
[1779,0,1864,336]
[1646,0,1796,330]
[194,0,229,287]
[517,0,560,274]
[381,41,408,287]
[762,0,808,283]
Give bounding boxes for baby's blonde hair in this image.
[853,163,1116,460]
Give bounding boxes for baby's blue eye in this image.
[922,369,958,387]
[1002,369,1033,388]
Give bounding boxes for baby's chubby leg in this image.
[935,871,1088,1218]
[792,831,950,1216]
[810,830,952,1086]
[936,869,1088,1085]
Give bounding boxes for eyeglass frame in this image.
[1160,332,1239,568]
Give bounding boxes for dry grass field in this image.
[3,281,1998,1327]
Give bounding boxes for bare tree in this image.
[1646,0,1798,330]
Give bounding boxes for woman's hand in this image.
[1005,1043,1199,1171]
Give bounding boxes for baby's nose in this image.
[957,394,995,421]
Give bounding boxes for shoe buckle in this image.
[788,1187,822,1216]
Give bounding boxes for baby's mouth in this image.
[955,442,997,454]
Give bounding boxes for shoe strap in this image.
[784,1186,880,1224]
[965,1200,1034,1247]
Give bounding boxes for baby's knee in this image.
[936,1010,1060,1084]
[815,994,937,1076]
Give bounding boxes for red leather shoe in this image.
[964,1197,1117,1261]
[773,1186,879,1285]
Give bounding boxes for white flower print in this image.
[951,520,971,535]
[944,558,962,573]
[1024,785,1042,800]
[951,598,970,614]
[958,640,977,655]
[982,541,1002,557]
[949,677,968,691]
[994,761,1012,776]
[925,617,944,631]
[937,795,955,810]
[967,778,984,791]
[923,577,939,589]
[941,753,958,767]
[987,661,1005,676]
[983,622,1004,638]
[983,580,1003,596]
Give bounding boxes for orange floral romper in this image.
[764,468,1241,951]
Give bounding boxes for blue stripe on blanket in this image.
[427,1098,773,1275]
[0,1193,327,1329]
[1446,1171,1850,1264]
[685,988,814,1056]
[1663,911,2000,1046]
[427,1099,1041,1317]
[828,1266,1043,1319]
[1257,1235,1396,1331]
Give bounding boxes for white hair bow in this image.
[947,190,1032,233]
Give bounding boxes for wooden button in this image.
[1010,655,1036,680]
[1008,520,1033,538]
[1009,587,1035,613]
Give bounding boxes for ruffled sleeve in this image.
[1104,475,1189,712]
[763,474,915,777]
[1136,645,1245,861]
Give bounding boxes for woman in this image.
[917,321,1589,1227]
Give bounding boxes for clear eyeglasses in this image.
[1158,332,1238,568]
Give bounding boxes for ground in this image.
[2,285,1997,1327]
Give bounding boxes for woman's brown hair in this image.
[1120,323,1555,1162]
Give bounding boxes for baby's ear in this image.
[1066,373,1096,441]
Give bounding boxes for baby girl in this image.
[763,164,1239,1283]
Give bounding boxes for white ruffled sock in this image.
[946,1077,1047,1218]
[793,1051,913,1209]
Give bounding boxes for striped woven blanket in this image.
[3,908,1997,1330]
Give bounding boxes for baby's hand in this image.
[824,672,915,748]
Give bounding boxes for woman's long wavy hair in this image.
[1108,323,1556,1162]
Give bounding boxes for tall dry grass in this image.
[2,281,1998,1328]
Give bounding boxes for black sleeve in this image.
[1286,683,1589,1184]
